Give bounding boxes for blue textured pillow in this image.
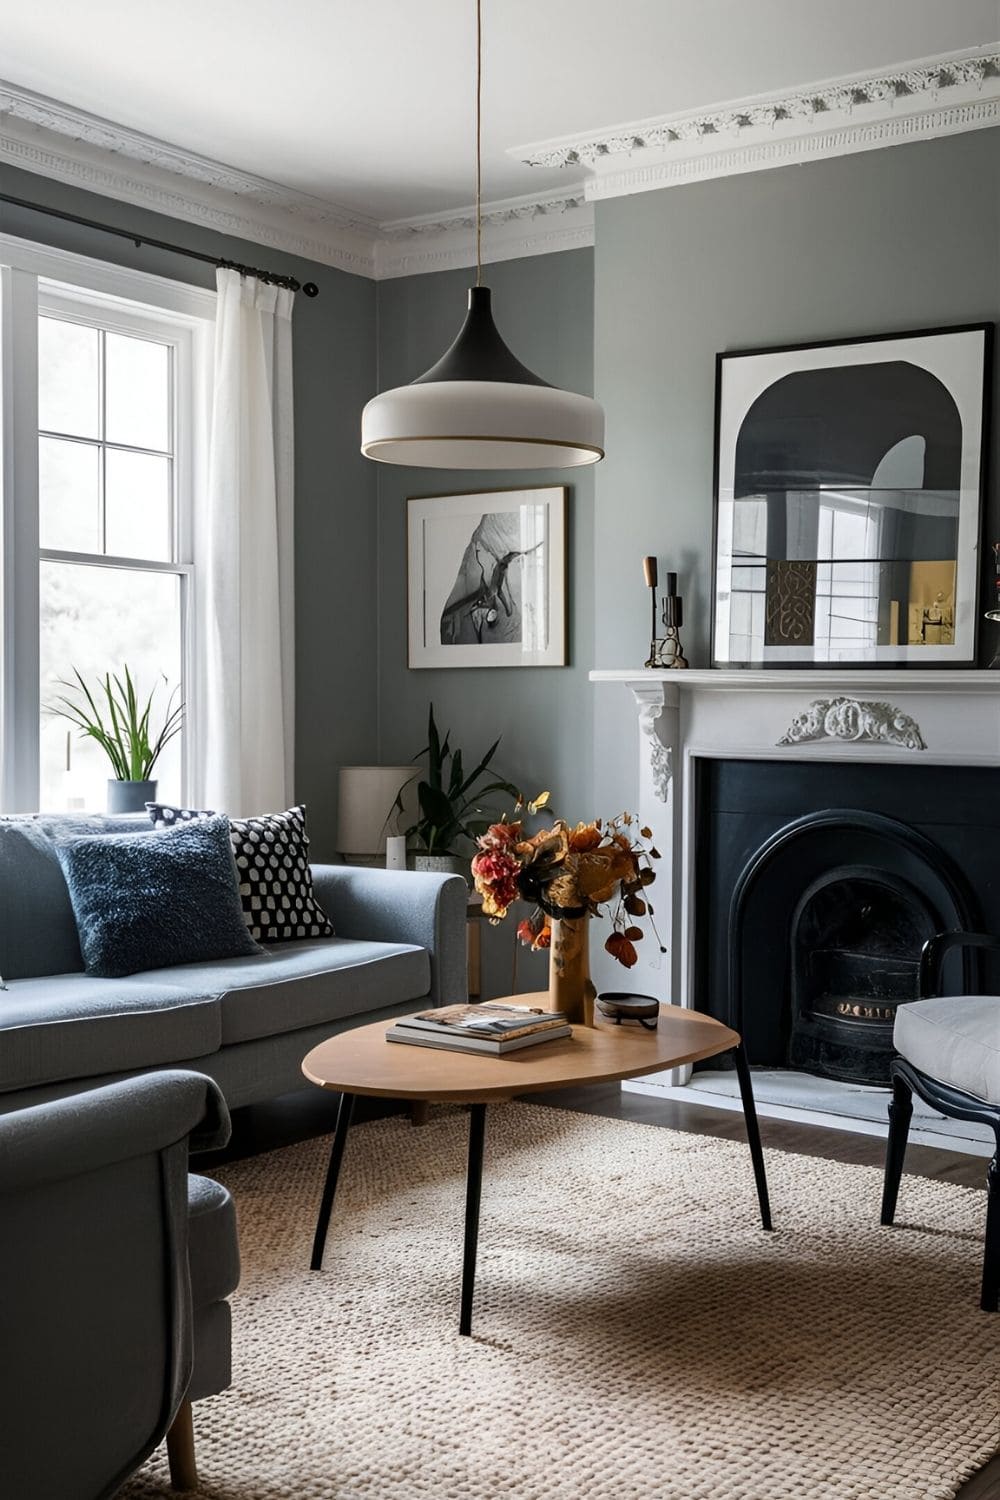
[56,815,262,978]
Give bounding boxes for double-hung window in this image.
[0,242,212,812]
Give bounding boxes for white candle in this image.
[385,835,408,871]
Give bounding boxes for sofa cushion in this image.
[187,1175,240,1307]
[894,995,1000,1107]
[148,803,334,944]
[0,975,221,1094]
[132,938,431,1045]
[0,815,157,982]
[55,816,262,978]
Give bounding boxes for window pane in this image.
[38,317,100,439]
[105,450,172,560]
[105,333,170,451]
[39,437,101,553]
[39,562,183,813]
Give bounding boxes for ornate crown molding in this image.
[5,44,1000,279]
[0,80,591,281]
[513,45,1000,200]
[375,190,593,278]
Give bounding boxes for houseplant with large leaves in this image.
[403,705,521,878]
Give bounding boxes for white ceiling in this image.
[3,0,999,224]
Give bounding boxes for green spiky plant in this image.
[401,704,521,856]
[48,665,183,782]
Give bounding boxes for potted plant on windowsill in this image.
[47,665,184,814]
[400,705,522,882]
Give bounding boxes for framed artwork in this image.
[712,324,992,667]
[407,486,567,669]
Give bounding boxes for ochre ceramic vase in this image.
[548,914,597,1027]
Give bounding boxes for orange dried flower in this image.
[567,821,602,852]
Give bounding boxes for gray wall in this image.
[374,249,595,994]
[0,164,377,855]
[592,127,1000,826]
[7,127,1000,960]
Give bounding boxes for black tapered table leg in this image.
[459,1103,487,1336]
[880,1070,913,1226]
[732,1045,773,1231]
[310,1091,355,1271]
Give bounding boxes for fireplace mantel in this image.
[592,667,1000,695]
[589,666,1000,1095]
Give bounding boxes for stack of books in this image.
[386,1003,571,1055]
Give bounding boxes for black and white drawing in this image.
[407,488,566,669]
[712,325,991,667]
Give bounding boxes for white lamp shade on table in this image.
[336,766,417,861]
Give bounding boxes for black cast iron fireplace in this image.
[695,760,993,1087]
[788,867,936,1083]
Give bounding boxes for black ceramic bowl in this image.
[596,992,660,1028]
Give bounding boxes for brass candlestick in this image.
[643,557,689,669]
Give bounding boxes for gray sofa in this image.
[0,813,468,1115]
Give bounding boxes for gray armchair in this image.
[0,1070,240,1498]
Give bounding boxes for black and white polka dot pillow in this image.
[147,802,334,943]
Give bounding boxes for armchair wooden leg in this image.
[166,1399,198,1493]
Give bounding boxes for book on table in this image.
[386,1002,572,1055]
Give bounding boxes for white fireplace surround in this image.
[589,668,1000,1153]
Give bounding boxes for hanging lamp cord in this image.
[475,0,483,286]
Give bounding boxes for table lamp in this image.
[336,766,417,867]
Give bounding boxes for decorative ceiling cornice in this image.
[375,197,594,279]
[3,46,1000,279]
[0,79,379,278]
[513,45,1000,198]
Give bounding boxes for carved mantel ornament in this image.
[778,697,927,752]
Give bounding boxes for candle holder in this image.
[986,542,1000,669]
[643,557,689,669]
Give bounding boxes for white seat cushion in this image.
[894,996,1000,1106]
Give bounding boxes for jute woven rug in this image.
[122,1101,999,1500]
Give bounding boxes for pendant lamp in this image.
[361,1,604,470]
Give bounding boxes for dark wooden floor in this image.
[212,1082,999,1499]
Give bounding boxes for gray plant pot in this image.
[411,852,470,885]
[107,779,157,815]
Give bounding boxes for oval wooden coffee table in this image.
[302,998,771,1334]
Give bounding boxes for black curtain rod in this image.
[0,193,320,298]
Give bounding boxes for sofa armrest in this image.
[0,1069,230,1195]
[311,865,468,1007]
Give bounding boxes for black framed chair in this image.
[881,931,1000,1311]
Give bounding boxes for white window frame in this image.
[0,234,214,812]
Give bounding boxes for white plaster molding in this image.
[0,80,592,281]
[374,198,593,279]
[6,44,1000,277]
[776,697,927,752]
[634,686,674,802]
[514,46,1000,200]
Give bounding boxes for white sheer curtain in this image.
[196,268,295,814]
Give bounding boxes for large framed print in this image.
[407,486,567,669]
[712,324,992,667]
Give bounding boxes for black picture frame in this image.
[711,323,993,669]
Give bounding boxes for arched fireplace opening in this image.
[726,808,976,1087]
[789,868,938,1084]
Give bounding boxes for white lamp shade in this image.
[336,765,417,857]
[361,380,605,470]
